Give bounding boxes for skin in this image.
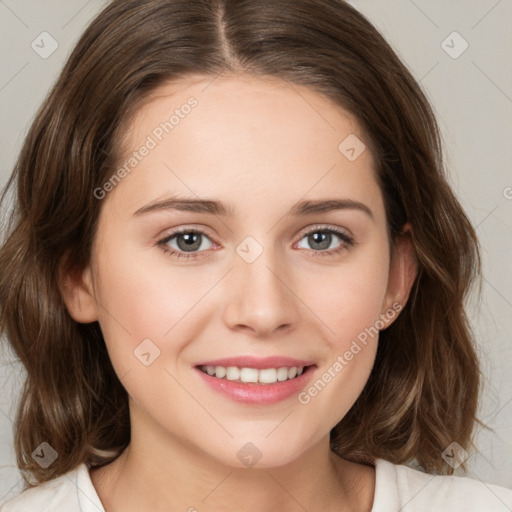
[61,73,417,512]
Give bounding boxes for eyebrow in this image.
[133,196,374,220]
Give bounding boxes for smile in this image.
[194,364,317,405]
[199,365,306,384]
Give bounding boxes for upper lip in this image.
[195,356,316,370]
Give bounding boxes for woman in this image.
[1,0,510,510]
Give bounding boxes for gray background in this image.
[0,0,511,502]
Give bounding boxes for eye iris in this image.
[309,232,331,250]
[177,232,201,252]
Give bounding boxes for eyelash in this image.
[157,225,356,261]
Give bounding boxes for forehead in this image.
[123,73,362,150]
[108,73,383,220]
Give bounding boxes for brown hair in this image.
[0,0,485,488]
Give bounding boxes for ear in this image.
[58,254,99,323]
[379,222,418,329]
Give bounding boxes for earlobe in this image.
[58,259,99,324]
[380,222,418,328]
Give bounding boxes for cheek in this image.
[300,245,390,348]
[294,265,387,425]
[91,251,215,425]
[92,237,226,376]
[292,242,389,408]
[91,244,190,363]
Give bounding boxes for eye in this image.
[157,224,356,261]
[158,228,215,261]
[295,226,355,257]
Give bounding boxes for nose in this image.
[222,246,300,338]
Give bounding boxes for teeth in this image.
[240,368,259,383]
[200,365,307,384]
[215,366,226,378]
[259,368,277,384]
[277,367,289,381]
[226,367,240,381]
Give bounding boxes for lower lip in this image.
[194,366,316,405]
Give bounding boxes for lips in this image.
[194,355,316,370]
[194,363,316,405]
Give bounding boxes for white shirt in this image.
[1,458,511,511]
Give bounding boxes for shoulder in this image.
[0,463,104,512]
[373,458,512,512]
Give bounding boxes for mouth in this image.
[193,355,317,404]
[194,362,317,405]
[196,364,316,385]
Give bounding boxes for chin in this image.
[210,437,307,470]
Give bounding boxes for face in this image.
[64,73,415,469]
